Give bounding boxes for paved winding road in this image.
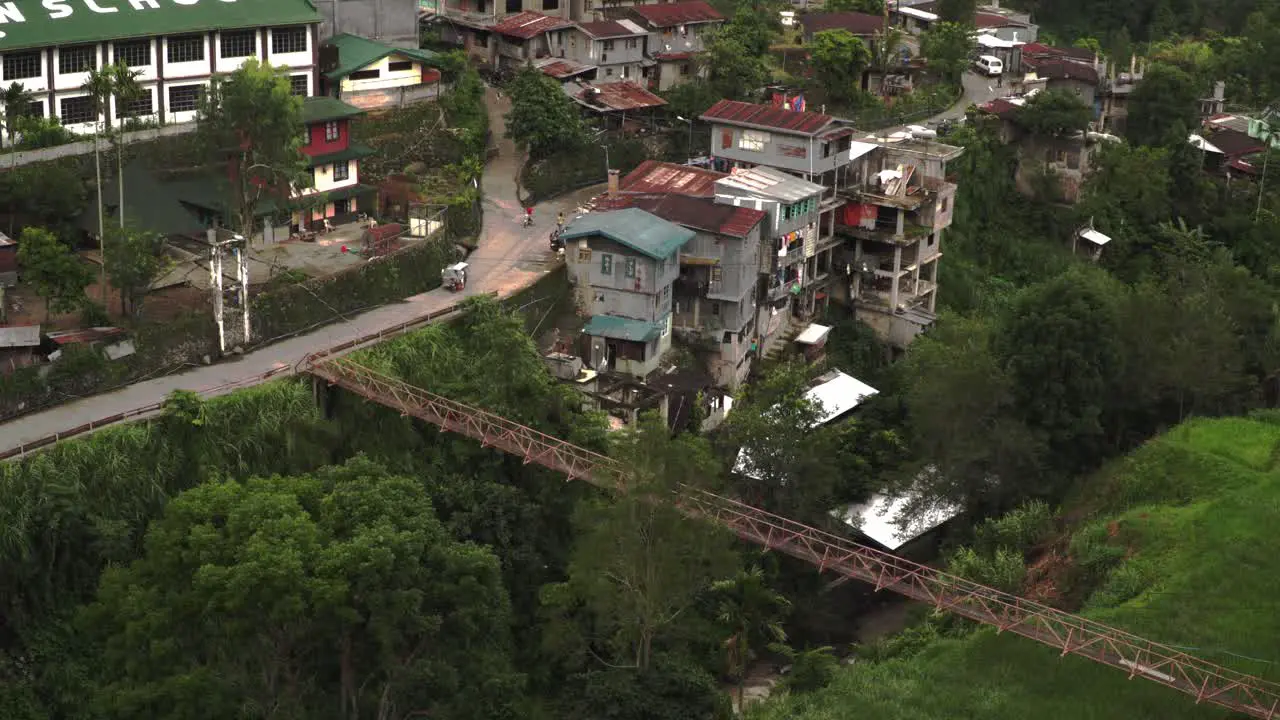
[1,87,598,456]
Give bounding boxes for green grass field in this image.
[750,415,1280,720]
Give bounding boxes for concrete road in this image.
[1,87,600,456]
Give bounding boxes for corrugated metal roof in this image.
[652,51,697,61]
[582,315,664,343]
[700,99,836,136]
[492,11,573,39]
[576,81,667,112]
[975,11,1028,27]
[715,166,824,203]
[46,326,126,346]
[0,325,40,349]
[798,11,886,36]
[577,19,645,37]
[534,57,597,79]
[596,193,767,238]
[0,231,13,247]
[321,33,439,80]
[620,160,726,197]
[561,208,694,259]
[630,0,724,26]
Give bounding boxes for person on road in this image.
[557,211,565,229]
[524,207,534,227]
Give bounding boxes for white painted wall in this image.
[339,53,424,92]
[311,160,360,192]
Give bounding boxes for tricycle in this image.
[442,261,468,292]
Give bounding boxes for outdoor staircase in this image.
[761,321,803,363]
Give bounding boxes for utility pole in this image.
[208,227,250,353]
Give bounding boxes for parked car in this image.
[974,55,1003,76]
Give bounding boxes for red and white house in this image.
[293,96,376,230]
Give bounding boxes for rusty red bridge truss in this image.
[308,356,1280,719]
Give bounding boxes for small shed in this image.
[0,231,16,288]
[362,222,404,257]
[794,322,832,364]
[0,325,41,374]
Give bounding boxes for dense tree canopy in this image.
[809,30,872,102]
[504,65,589,159]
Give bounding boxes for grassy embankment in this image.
[750,414,1280,720]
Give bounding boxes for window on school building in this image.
[289,75,309,96]
[3,52,41,81]
[58,45,97,74]
[117,89,153,118]
[220,30,257,59]
[167,34,204,64]
[168,84,202,113]
[59,95,96,125]
[114,40,151,68]
[271,27,307,55]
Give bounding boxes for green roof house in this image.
[0,0,322,135]
[318,34,443,110]
[565,208,694,379]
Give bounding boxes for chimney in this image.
[608,168,620,195]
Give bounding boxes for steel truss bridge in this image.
[307,355,1280,720]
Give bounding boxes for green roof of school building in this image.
[560,208,693,260]
[321,33,440,80]
[301,96,365,125]
[0,0,322,53]
[582,315,665,343]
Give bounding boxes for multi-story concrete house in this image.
[313,0,420,48]
[0,0,321,137]
[597,174,767,389]
[566,20,648,83]
[625,1,723,91]
[293,96,376,230]
[441,10,573,69]
[319,34,443,110]
[837,136,963,349]
[563,206,694,378]
[713,166,835,356]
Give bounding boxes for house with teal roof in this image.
[563,207,694,378]
[319,34,443,110]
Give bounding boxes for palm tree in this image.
[2,82,35,235]
[83,66,114,304]
[711,566,791,712]
[106,62,143,231]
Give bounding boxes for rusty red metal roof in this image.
[630,0,723,27]
[1021,42,1095,61]
[798,11,886,37]
[979,98,1021,118]
[620,160,726,197]
[492,11,573,39]
[577,81,667,112]
[536,57,596,79]
[46,326,127,346]
[652,51,697,61]
[577,20,644,37]
[1024,56,1099,84]
[597,193,766,238]
[700,99,836,136]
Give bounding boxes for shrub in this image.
[947,546,1027,593]
[972,500,1053,556]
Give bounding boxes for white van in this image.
[975,55,1003,76]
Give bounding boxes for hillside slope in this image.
[750,415,1280,720]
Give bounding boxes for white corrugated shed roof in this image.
[1189,133,1224,154]
[898,6,938,21]
[1079,228,1111,246]
[848,140,879,161]
[733,370,878,478]
[833,490,962,550]
[0,325,41,348]
[975,33,1022,48]
[716,165,824,203]
[795,323,831,345]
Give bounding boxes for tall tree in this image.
[1125,62,1200,147]
[103,225,168,316]
[196,58,308,241]
[82,66,114,303]
[936,0,977,24]
[15,227,91,320]
[920,21,972,84]
[105,63,143,232]
[504,64,589,160]
[994,266,1127,478]
[82,457,525,720]
[706,36,769,101]
[710,566,790,711]
[545,414,737,672]
[2,82,34,236]
[808,30,873,102]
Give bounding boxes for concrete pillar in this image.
[890,245,902,310]
[895,208,904,236]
